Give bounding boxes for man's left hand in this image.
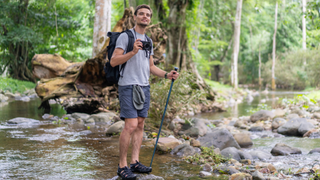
[167,70,179,80]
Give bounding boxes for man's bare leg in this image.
[119,118,138,168]
[130,117,145,164]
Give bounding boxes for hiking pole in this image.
[150,67,179,168]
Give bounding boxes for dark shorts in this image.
[118,85,150,120]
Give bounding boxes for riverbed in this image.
[0,91,318,179]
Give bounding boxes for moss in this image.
[0,77,36,93]
[184,146,228,165]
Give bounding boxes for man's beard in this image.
[137,22,148,28]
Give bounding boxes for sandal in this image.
[130,160,152,173]
[117,165,137,180]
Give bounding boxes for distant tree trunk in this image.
[302,0,307,64]
[232,0,243,89]
[258,40,262,87]
[92,0,111,58]
[128,0,136,8]
[272,2,278,90]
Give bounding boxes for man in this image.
[110,4,179,180]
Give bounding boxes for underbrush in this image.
[184,146,228,165]
[0,77,36,93]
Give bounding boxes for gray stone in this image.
[0,94,9,102]
[309,148,320,154]
[272,118,286,130]
[199,171,212,177]
[85,118,95,124]
[15,96,30,102]
[198,128,240,150]
[249,150,272,161]
[7,117,40,125]
[178,118,207,137]
[105,121,125,136]
[233,133,253,148]
[298,121,315,135]
[238,151,253,160]
[249,126,264,132]
[202,163,213,172]
[291,108,307,116]
[221,147,241,161]
[252,170,266,180]
[286,113,300,120]
[171,144,196,157]
[312,113,320,119]
[137,174,164,180]
[270,143,302,156]
[277,118,309,136]
[89,112,117,124]
[72,113,90,121]
[154,137,181,152]
[250,110,275,123]
[4,92,16,99]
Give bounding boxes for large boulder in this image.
[198,128,240,150]
[220,147,253,161]
[7,117,40,125]
[88,112,117,124]
[178,118,207,137]
[278,118,314,136]
[105,121,125,136]
[272,118,286,130]
[286,113,299,120]
[233,133,253,148]
[72,113,90,121]
[153,137,181,152]
[250,110,275,123]
[309,148,320,154]
[270,143,302,156]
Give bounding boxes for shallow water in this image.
[0,91,317,179]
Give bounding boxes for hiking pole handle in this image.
[150,67,178,168]
[172,67,179,82]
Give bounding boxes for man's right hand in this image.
[132,38,143,54]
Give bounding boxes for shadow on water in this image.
[0,99,228,179]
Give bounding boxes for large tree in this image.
[271,2,278,90]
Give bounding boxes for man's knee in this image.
[124,118,138,133]
[137,117,145,130]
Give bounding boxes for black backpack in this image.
[104,30,134,86]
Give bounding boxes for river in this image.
[0,91,319,179]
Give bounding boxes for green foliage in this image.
[149,70,206,125]
[0,77,35,93]
[185,146,228,165]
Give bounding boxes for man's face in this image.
[134,8,151,27]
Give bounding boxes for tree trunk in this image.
[92,0,111,58]
[128,0,136,8]
[272,2,278,90]
[232,0,243,89]
[302,0,307,64]
[259,40,262,87]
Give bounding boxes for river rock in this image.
[198,128,240,150]
[298,121,315,135]
[233,133,253,148]
[303,129,319,137]
[309,148,320,154]
[312,112,320,119]
[230,173,252,180]
[291,107,307,116]
[277,118,314,136]
[15,96,30,102]
[220,147,252,161]
[249,126,264,132]
[89,112,117,124]
[272,109,286,117]
[170,144,196,156]
[110,174,165,180]
[72,113,90,121]
[249,150,272,161]
[270,143,302,156]
[178,118,207,137]
[252,170,265,180]
[250,110,275,123]
[153,137,181,152]
[255,162,277,173]
[0,94,9,102]
[199,171,212,177]
[286,113,300,120]
[190,138,201,147]
[4,92,17,99]
[214,165,239,175]
[105,121,125,136]
[272,118,286,130]
[7,117,40,125]
[202,163,213,172]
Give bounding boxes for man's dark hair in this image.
[134,4,152,18]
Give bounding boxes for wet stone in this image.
[309,148,320,154]
[199,171,212,177]
[7,117,40,125]
[271,143,302,156]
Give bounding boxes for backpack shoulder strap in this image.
[125,29,135,52]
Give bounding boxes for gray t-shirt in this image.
[115,29,154,86]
